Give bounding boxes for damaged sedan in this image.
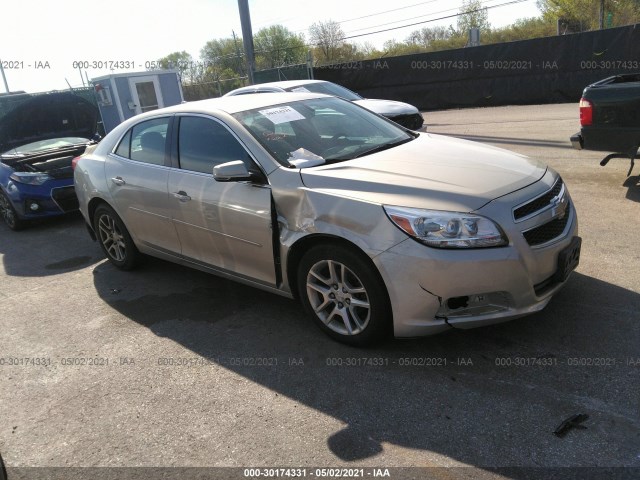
[0,92,99,230]
[74,93,580,345]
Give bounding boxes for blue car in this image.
[0,92,98,230]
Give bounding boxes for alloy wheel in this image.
[0,192,17,229]
[97,213,127,262]
[306,259,371,335]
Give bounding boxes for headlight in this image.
[9,172,51,185]
[384,206,508,248]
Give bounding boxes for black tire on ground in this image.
[0,189,25,231]
[93,204,140,270]
[297,244,392,347]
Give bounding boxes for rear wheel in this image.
[0,189,24,231]
[93,204,139,270]
[297,245,392,346]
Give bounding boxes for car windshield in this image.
[1,137,89,156]
[284,82,362,101]
[233,97,415,168]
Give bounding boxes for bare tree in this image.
[309,20,345,62]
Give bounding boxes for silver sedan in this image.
[74,93,580,346]
[224,79,425,131]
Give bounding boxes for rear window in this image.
[114,118,170,166]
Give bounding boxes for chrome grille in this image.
[513,177,564,221]
[51,186,79,212]
[522,202,571,247]
[389,113,424,130]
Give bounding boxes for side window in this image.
[114,130,131,158]
[178,116,249,174]
[129,118,169,165]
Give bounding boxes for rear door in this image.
[167,114,276,285]
[104,116,181,254]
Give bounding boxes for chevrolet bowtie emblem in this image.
[550,193,567,219]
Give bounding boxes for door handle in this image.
[111,176,126,186]
[172,191,191,202]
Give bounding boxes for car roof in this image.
[225,79,328,96]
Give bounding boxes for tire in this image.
[297,245,392,347]
[0,189,25,231]
[93,204,140,270]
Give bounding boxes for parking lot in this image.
[1,103,639,478]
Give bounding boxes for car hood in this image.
[353,98,419,116]
[299,133,547,212]
[0,92,98,154]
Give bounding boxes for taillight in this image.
[579,98,593,126]
[71,156,81,170]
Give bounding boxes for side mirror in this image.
[213,160,253,182]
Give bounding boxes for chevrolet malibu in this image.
[74,93,580,346]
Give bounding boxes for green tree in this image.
[253,25,307,69]
[537,0,640,31]
[485,16,555,43]
[381,39,422,56]
[405,26,453,50]
[200,37,245,77]
[457,0,491,35]
[156,51,194,82]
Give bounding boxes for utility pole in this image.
[237,0,255,85]
[599,0,605,29]
[0,59,10,93]
[232,30,245,78]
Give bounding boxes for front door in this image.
[168,115,276,285]
[129,76,164,115]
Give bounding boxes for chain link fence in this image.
[181,62,313,101]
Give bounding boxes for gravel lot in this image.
[1,103,638,479]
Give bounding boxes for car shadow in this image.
[623,175,640,203]
[0,212,100,277]
[92,256,640,472]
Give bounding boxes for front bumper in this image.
[4,179,78,220]
[387,113,425,131]
[374,173,579,338]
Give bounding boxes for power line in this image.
[343,0,532,37]
[240,0,533,50]
[342,0,531,40]
[252,0,442,39]
[344,4,464,35]
[336,0,442,24]
[194,0,532,63]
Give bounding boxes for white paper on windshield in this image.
[288,148,325,168]
[290,86,310,93]
[259,106,305,125]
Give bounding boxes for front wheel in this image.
[297,245,392,346]
[93,204,140,270]
[0,189,24,231]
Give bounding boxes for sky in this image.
[0,0,541,93]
